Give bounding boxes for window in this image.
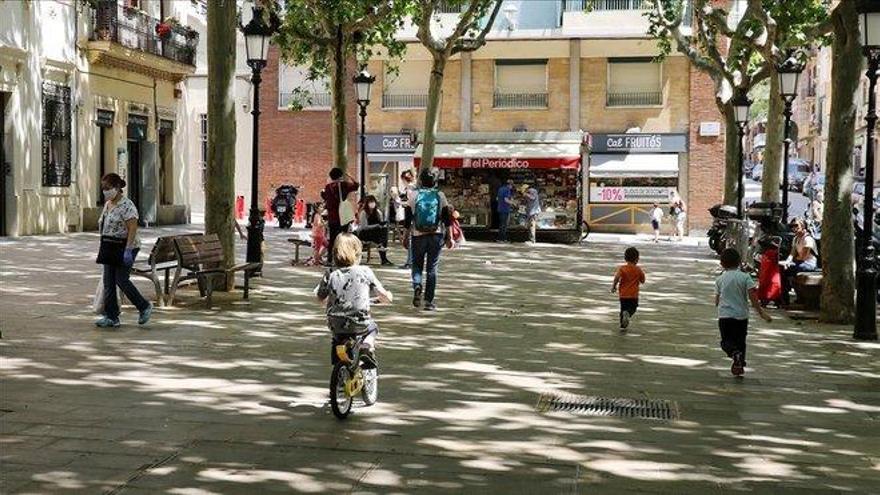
[42,83,71,187]
[383,60,431,109]
[278,64,330,110]
[159,120,174,205]
[606,58,662,107]
[493,60,548,109]
[816,97,824,131]
[199,113,207,189]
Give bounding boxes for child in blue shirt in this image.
[715,248,771,377]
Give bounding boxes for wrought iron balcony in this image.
[606,90,662,107]
[563,0,651,12]
[90,1,198,67]
[279,91,332,109]
[382,93,429,109]
[493,92,549,109]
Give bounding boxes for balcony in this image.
[279,91,331,110]
[563,0,651,11]
[493,92,549,109]
[84,1,198,82]
[606,90,662,107]
[382,93,429,109]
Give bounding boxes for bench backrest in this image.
[174,234,225,270]
[147,233,201,265]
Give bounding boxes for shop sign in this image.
[591,133,688,154]
[361,133,416,153]
[699,122,721,137]
[424,156,580,169]
[589,186,676,204]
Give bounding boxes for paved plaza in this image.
[1,227,879,494]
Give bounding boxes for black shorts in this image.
[651,220,660,230]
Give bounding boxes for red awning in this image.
[417,156,580,169]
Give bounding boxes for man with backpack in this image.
[405,168,452,311]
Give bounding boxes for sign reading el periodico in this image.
[589,186,676,204]
[591,133,688,154]
[422,156,581,169]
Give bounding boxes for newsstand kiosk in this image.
[414,132,588,243]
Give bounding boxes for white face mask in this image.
[103,188,118,202]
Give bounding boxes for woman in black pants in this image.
[357,195,393,266]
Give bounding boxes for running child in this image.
[715,248,772,377]
[611,247,645,331]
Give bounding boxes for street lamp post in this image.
[778,55,804,223]
[353,70,375,199]
[855,0,879,341]
[732,93,752,218]
[240,4,276,265]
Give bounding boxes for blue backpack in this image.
[414,188,441,231]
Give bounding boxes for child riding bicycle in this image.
[316,233,393,375]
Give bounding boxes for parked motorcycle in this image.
[707,204,739,254]
[271,185,299,229]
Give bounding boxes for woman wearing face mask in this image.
[95,173,152,328]
[357,195,393,266]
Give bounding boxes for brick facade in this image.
[686,66,725,230]
[258,46,358,204]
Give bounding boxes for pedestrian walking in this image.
[406,169,452,311]
[399,170,417,269]
[94,173,152,328]
[525,185,541,244]
[669,193,687,241]
[611,247,645,331]
[715,248,772,377]
[357,195,393,266]
[321,168,359,264]
[650,203,663,243]
[496,178,515,242]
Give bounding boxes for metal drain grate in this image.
[536,392,679,421]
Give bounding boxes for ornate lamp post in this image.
[855,0,879,341]
[240,4,276,265]
[732,92,752,218]
[777,55,804,223]
[353,69,375,199]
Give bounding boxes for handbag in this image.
[96,203,127,266]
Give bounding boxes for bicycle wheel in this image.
[330,363,353,419]
[361,368,378,406]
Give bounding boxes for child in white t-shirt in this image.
[650,203,663,242]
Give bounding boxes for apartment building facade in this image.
[0,0,199,237]
[259,0,724,234]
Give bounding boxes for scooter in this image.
[271,185,299,229]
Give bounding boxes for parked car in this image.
[751,164,764,181]
[786,159,812,191]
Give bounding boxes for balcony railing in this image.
[382,93,429,109]
[606,90,662,107]
[437,1,467,14]
[563,0,651,12]
[90,1,198,66]
[493,92,549,109]
[279,91,331,109]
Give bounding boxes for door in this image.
[140,141,157,225]
[127,139,141,219]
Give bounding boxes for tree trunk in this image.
[329,26,349,172]
[820,1,860,324]
[205,0,236,282]
[419,54,447,174]
[722,103,739,206]
[762,70,784,203]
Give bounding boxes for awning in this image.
[415,142,581,170]
[589,153,679,178]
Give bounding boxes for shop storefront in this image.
[587,133,688,233]
[361,133,416,214]
[415,132,586,242]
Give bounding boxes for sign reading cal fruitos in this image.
[589,186,676,204]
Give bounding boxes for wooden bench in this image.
[793,272,823,310]
[131,233,199,307]
[168,234,262,308]
[287,238,312,264]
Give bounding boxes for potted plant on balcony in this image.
[155,22,172,40]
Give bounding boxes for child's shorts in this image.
[651,220,660,230]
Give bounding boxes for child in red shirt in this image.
[611,247,646,331]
